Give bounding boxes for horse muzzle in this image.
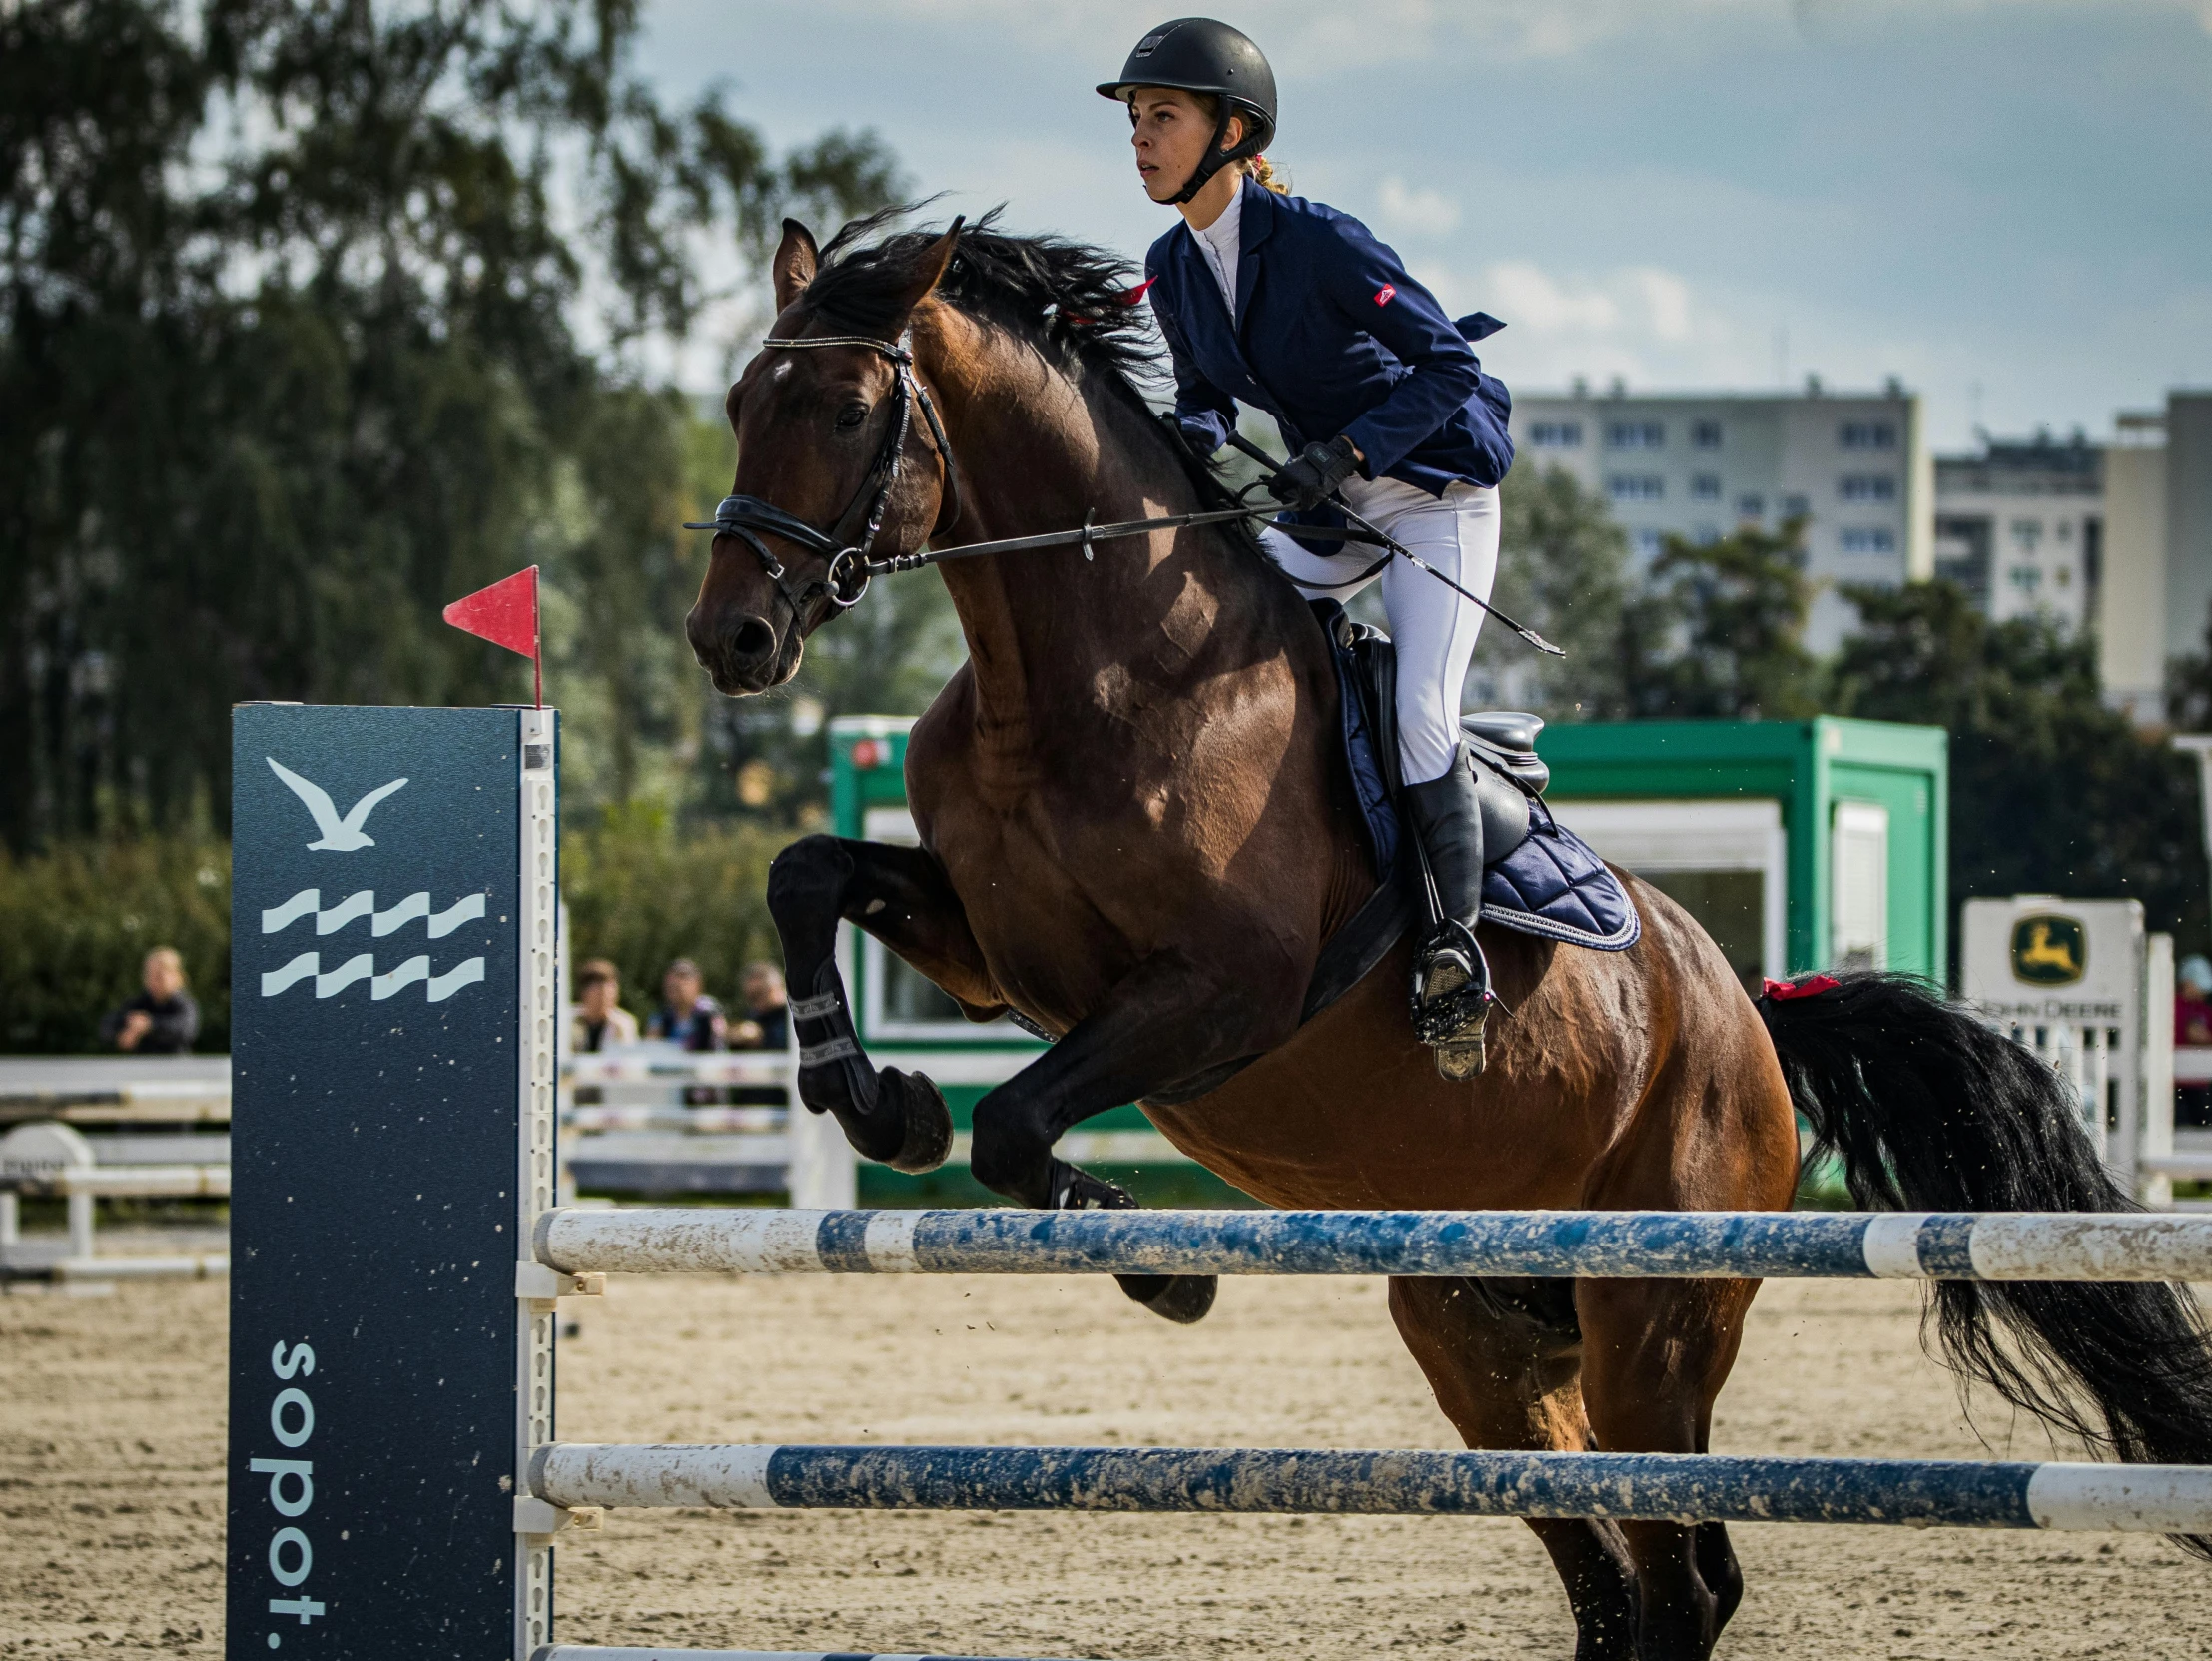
[685,604,789,696]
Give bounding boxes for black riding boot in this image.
[1404,748,1495,1080]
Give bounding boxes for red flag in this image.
[443,566,541,706]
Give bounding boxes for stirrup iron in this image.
[1411,920,1495,1079]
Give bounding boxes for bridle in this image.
[682,330,964,622]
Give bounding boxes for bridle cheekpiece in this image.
[683,330,963,622]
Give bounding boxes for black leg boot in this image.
[1403,747,1495,1080]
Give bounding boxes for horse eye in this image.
[835,403,869,431]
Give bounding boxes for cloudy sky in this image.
[633,0,2212,451]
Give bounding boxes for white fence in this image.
[562,1044,855,1209]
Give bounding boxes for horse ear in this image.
[771,219,819,313]
[888,216,966,322]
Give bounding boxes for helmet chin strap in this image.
[1168,108,1267,207]
[1168,106,1237,206]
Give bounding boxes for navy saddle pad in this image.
[1322,604,1640,954]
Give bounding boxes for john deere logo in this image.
[2011,914,2086,985]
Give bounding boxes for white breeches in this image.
[1260,476,1502,787]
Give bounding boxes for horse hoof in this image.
[881,1068,954,1174]
[1115,1271,1219,1324]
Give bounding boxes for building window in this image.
[1692,419,1723,450]
[1840,527,1896,554]
[1691,474,1722,501]
[2054,563,2073,588]
[1606,420,1665,449]
[2010,518,2043,551]
[1782,493,1810,518]
[1840,420,1897,450]
[1694,525,1721,546]
[1737,493,1765,519]
[2008,564,2041,594]
[1528,420,1582,448]
[2055,519,2074,543]
[1633,528,1666,559]
[1839,474,1896,502]
[1608,474,1664,502]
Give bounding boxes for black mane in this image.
[803,206,1162,387]
[796,206,1254,543]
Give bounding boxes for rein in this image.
[686,333,1562,659]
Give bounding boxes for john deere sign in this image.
[1962,896,2140,1027]
[2009,913,2088,986]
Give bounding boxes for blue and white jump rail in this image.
[527,1442,2212,1534]
[224,704,2212,1661]
[533,1204,2212,1283]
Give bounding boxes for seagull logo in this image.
[266,757,409,852]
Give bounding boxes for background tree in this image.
[0,0,903,849]
[1618,520,1821,720]
[1832,580,2208,967]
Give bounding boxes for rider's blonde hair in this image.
[1243,153,1289,195]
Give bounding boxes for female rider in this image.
[1101,18,1514,1076]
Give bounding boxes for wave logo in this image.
[259,888,489,1001]
[261,953,484,1002]
[262,889,485,938]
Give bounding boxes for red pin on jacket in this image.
[442,566,542,707]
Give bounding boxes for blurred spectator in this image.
[571,959,640,1053]
[646,958,726,1052]
[728,961,790,1051]
[2180,956,2212,1048]
[101,947,200,1054]
[2178,957,2212,1131]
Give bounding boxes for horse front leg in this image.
[967,947,1297,1324]
[767,834,1004,1174]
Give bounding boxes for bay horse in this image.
[684,211,2212,1659]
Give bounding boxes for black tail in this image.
[1759,971,2212,1557]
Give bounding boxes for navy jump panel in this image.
[226,705,531,1660]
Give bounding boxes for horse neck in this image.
[918,308,1266,739]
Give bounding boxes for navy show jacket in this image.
[1145,176,1514,496]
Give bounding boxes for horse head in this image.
[686,217,963,695]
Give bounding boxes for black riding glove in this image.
[1268,434,1363,511]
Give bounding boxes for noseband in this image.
[683,331,963,622]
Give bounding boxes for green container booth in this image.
[829,713,1947,1203]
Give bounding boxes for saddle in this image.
[1291,601,1639,1035]
[1319,600,1541,879]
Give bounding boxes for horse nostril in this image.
[729,616,776,665]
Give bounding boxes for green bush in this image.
[0,814,801,1054]
[0,840,234,1052]
[554,807,797,1026]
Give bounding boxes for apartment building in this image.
[2099,392,2212,723]
[1932,434,2103,631]
[1507,381,1933,652]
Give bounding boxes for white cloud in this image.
[1476,261,1623,334]
[1630,267,1694,343]
[1453,260,1709,348]
[1376,177,1462,236]
[1405,257,1774,394]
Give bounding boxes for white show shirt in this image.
[1191,186,1243,321]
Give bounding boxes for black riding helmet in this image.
[1098,18,1278,206]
